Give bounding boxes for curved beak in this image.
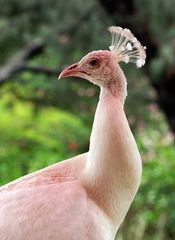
[59,63,81,79]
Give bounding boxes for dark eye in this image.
[90,59,97,65]
[89,59,99,67]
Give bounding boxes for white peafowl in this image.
[0,26,146,240]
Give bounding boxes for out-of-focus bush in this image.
[0,94,89,185]
[117,109,175,240]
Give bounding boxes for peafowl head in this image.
[59,26,146,88]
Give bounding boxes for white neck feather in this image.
[108,64,128,104]
[82,83,142,228]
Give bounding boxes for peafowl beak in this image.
[58,63,86,79]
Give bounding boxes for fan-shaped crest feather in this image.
[108,26,146,68]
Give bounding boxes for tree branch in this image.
[23,65,59,76]
[0,6,93,85]
[0,39,44,83]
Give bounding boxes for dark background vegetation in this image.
[0,0,175,239]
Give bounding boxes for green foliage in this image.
[0,94,89,185]
[117,110,175,240]
[117,142,175,240]
[134,144,175,240]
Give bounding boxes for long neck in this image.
[82,82,142,227]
